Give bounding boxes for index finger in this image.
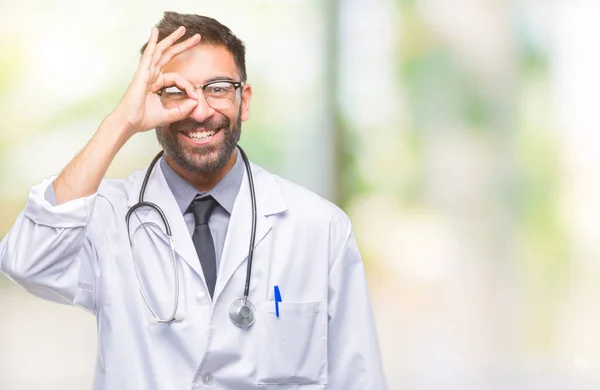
[154,72,198,100]
[157,34,201,69]
[151,26,188,66]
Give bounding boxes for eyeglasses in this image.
[158,80,243,110]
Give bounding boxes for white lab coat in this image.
[0,159,386,389]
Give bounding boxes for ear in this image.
[240,84,252,122]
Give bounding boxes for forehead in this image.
[163,44,238,83]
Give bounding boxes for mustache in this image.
[171,117,230,133]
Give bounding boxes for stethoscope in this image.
[125,145,257,328]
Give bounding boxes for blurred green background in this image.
[1,0,599,388]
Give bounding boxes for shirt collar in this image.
[160,149,244,215]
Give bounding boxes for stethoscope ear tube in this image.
[126,149,179,325]
[237,147,257,299]
[228,146,258,328]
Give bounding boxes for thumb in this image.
[165,99,199,123]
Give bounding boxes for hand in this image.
[111,26,201,135]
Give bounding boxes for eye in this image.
[161,86,185,95]
[205,82,234,95]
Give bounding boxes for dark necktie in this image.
[190,195,217,299]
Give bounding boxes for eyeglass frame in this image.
[157,79,245,110]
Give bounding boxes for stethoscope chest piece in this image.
[229,297,256,328]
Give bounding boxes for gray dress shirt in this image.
[159,152,244,269]
[45,151,245,270]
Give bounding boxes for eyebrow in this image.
[200,76,236,84]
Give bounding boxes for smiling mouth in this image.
[184,129,218,140]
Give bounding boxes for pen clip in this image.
[274,286,282,318]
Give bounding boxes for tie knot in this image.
[191,195,217,226]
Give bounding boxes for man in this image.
[0,12,386,389]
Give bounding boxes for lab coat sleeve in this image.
[328,223,388,389]
[0,177,98,313]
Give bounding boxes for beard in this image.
[156,109,241,174]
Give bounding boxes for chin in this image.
[182,148,228,174]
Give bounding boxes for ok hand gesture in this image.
[112,26,200,135]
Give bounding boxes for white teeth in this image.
[187,130,216,139]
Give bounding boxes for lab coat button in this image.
[196,292,207,305]
[202,373,213,386]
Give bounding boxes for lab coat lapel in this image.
[214,163,286,301]
[127,158,204,279]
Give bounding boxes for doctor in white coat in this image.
[0,12,386,390]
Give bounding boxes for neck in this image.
[165,150,238,192]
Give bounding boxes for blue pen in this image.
[274,286,282,317]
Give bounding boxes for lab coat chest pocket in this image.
[256,301,327,385]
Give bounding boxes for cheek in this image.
[159,125,180,138]
[215,110,238,128]
[233,105,245,123]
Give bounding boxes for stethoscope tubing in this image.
[125,146,256,325]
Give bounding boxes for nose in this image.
[188,91,216,122]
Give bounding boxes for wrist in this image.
[103,113,136,139]
[96,114,135,151]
